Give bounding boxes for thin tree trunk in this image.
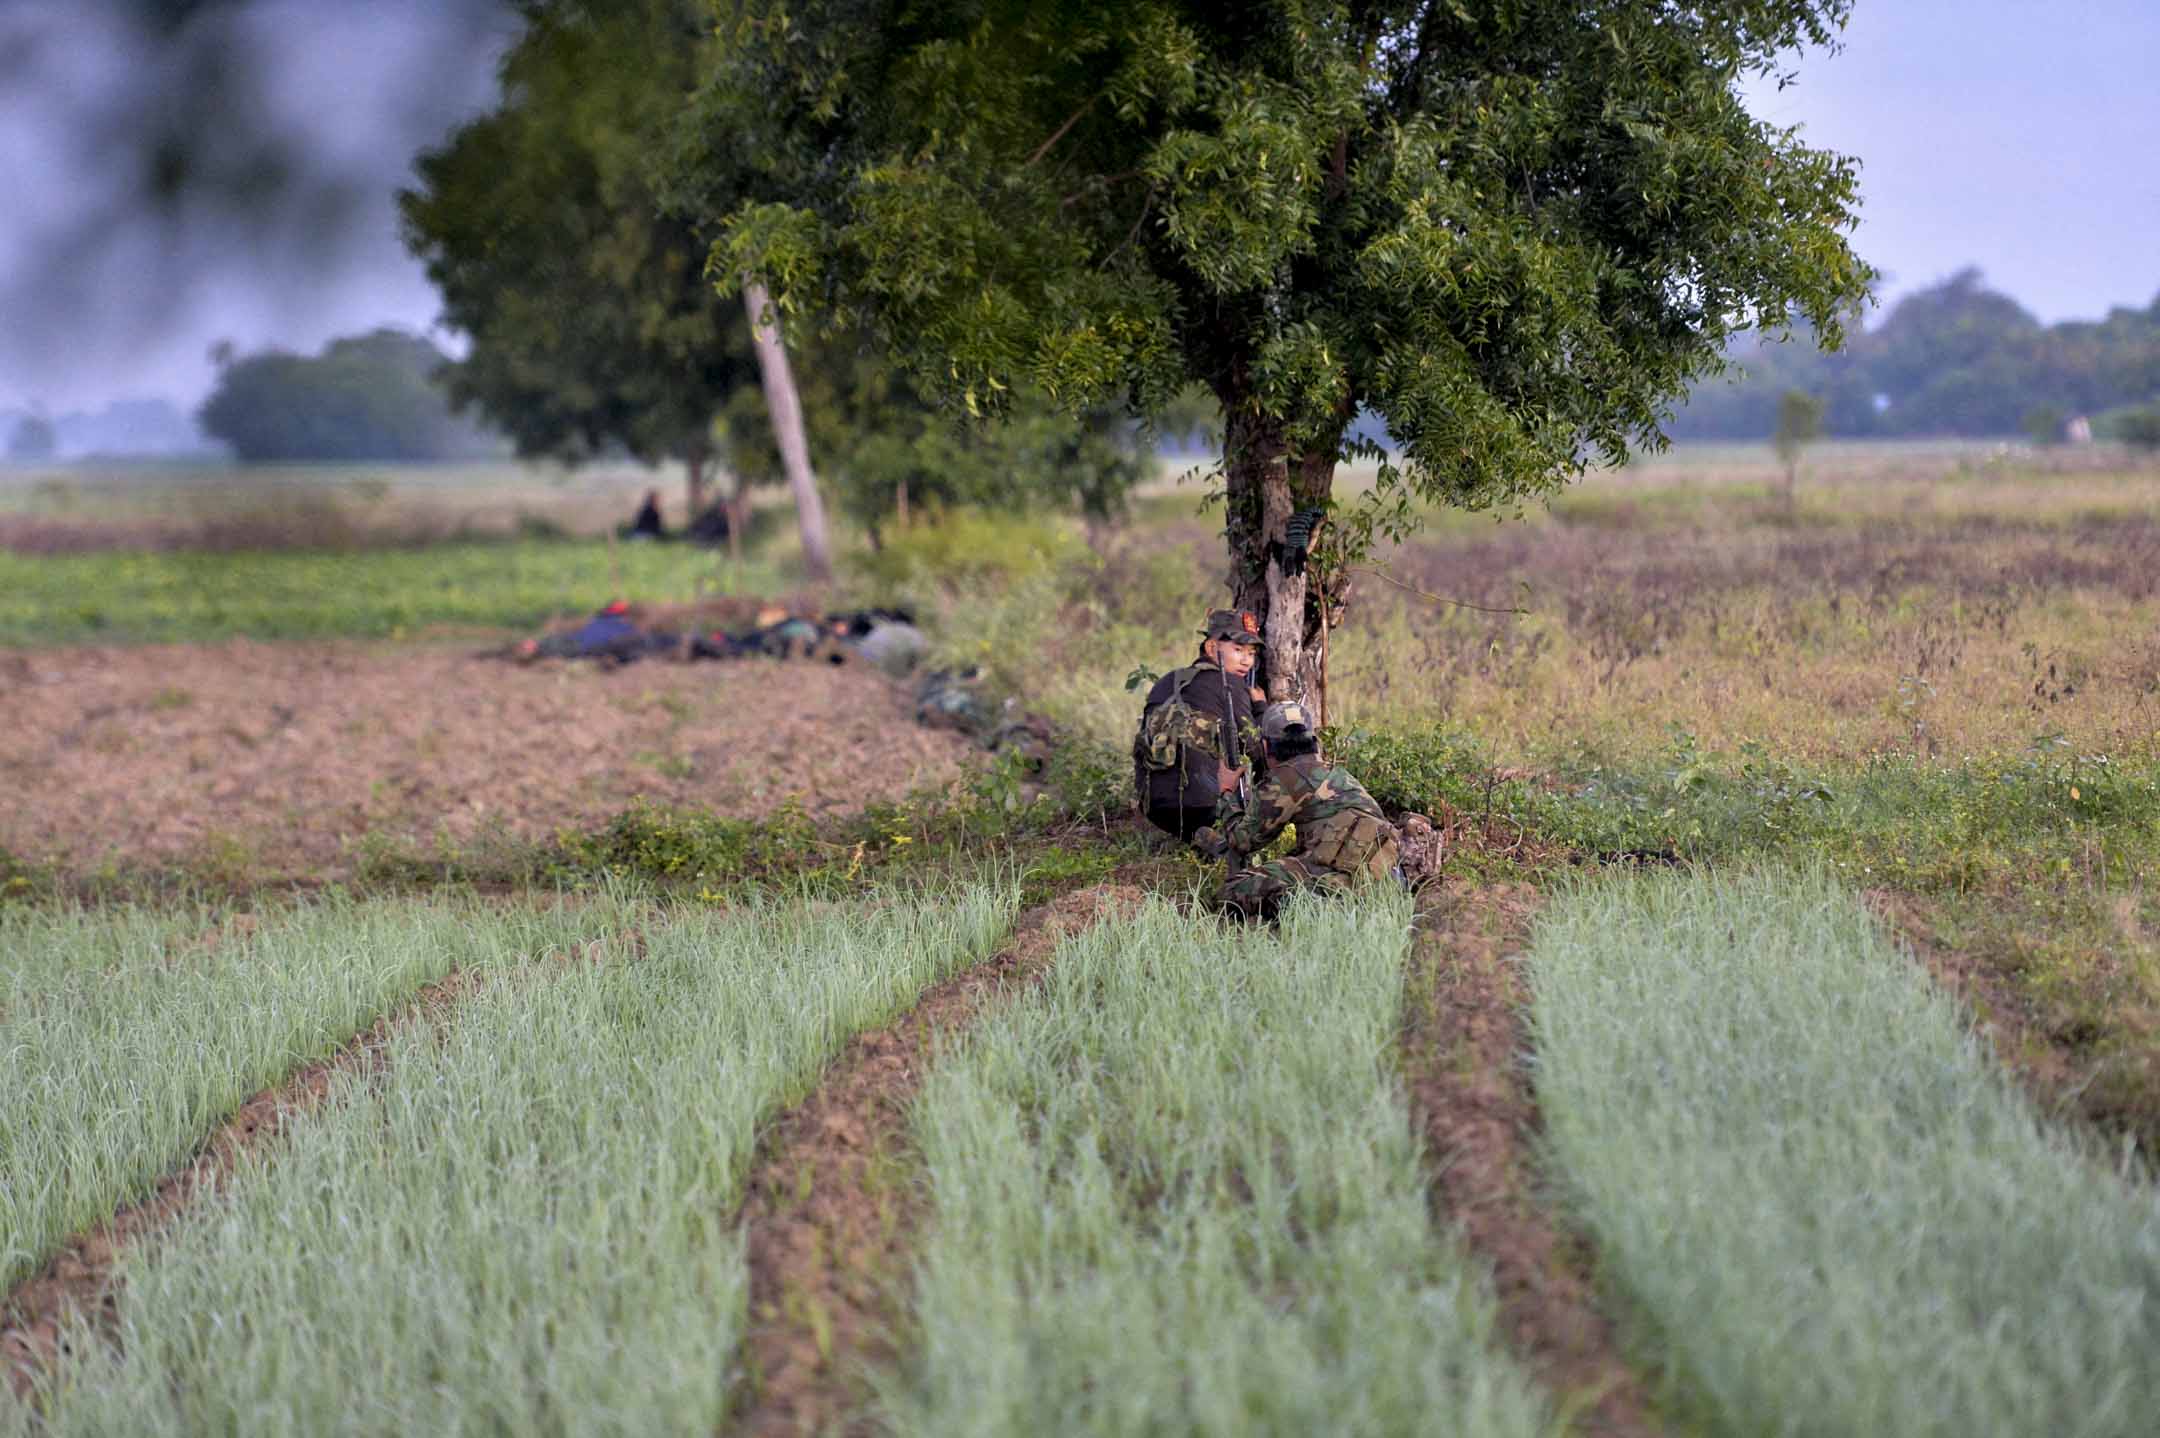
[742,278,833,582]
[726,469,747,565]
[685,448,710,523]
[1220,398,1341,706]
[895,475,909,530]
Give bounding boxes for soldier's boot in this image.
[1212,861,1294,922]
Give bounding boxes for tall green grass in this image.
[0,899,586,1290]
[881,893,1550,1437]
[1528,866,2160,1438]
[12,882,1014,1436]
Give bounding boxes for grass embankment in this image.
[1528,867,2160,1438]
[881,893,1550,1437]
[10,882,1014,1434]
[0,540,784,646]
[0,899,578,1291]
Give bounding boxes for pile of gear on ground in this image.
[501,599,1050,767]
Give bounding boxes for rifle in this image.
[1218,661,1255,866]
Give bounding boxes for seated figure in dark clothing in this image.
[1132,608,1267,843]
[626,489,666,540]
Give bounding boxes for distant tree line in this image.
[1670,269,2160,441]
[5,412,57,463]
[197,329,507,463]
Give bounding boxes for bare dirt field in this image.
[0,643,978,881]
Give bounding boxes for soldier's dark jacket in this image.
[1135,659,1256,812]
[1213,752,1399,880]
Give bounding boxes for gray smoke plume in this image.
[0,0,511,412]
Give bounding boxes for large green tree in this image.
[694,0,1870,700]
[401,0,762,522]
[6,413,57,464]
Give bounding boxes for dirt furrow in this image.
[0,967,486,1400]
[728,883,1139,1438]
[1865,889,2155,1147]
[1402,884,1660,1438]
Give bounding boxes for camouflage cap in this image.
[1200,608,1263,647]
[1256,701,1312,741]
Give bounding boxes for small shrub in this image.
[515,510,570,540]
[0,844,52,903]
[558,798,818,886]
[857,508,1091,595]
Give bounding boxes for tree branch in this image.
[1104,185,1158,263]
[1025,95,1098,166]
[1348,564,1526,614]
[1060,169,1146,207]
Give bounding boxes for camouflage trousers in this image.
[1210,855,1358,922]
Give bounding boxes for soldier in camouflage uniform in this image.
[1197,701,1400,921]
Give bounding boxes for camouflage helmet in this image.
[1200,608,1263,647]
[1256,701,1313,742]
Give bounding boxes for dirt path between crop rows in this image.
[1865,890,2156,1149]
[0,947,530,1399]
[728,883,1141,1437]
[1402,884,1660,1438]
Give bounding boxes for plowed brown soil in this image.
[1404,885,1660,1438]
[0,967,480,1399]
[730,883,1141,1437]
[0,642,975,881]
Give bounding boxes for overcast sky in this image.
[1742,0,2160,327]
[1,0,2156,416]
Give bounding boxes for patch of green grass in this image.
[0,539,784,645]
[1015,843,1123,907]
[1331,723,2160,889]
[13,882,1017,1435]
[881,892,1551,1436]
[1527,866,2160,1438]
[1913,883,2160,1148]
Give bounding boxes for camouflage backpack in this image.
[1132,668,1229,796]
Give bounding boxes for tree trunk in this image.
[725,469,748,565]
[685,448,709,522]
[895,475,910,531]
[1220,401,1339,707]
[742,278,834,582]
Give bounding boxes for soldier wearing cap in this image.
[1131,609,1267,842]
[1197,700,1400,921]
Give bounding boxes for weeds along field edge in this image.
[0,897,607,1293]
[1527,866,2160,1438]
[8,880,1016,1436]
[880,892,1551,1438]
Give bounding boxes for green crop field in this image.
[6,442,2158,1433]
[0,540,792,646]
[887,893,1548,1436]
[1529,867,2160,1438]
[9,882,1014,1433]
